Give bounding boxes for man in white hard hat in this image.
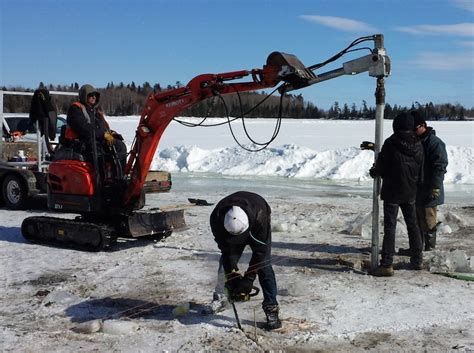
[209,191,281,330]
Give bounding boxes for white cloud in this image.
[395,23,474,37]
[452,0,474,12]
[300,15,377,33]
[412,52,474,71]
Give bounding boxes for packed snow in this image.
[1,118,473,352]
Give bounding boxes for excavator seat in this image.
[53,125,85,161]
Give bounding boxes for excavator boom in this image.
[122,52,314,206]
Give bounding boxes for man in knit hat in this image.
[399,112,448,254]
[370,112,424,276]
[209,191,281,330]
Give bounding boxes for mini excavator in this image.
[21,34,390,250]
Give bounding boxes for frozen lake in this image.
[148,172,474,206]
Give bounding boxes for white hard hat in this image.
[224,206,249,235]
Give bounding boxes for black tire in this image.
[2,174,28,210]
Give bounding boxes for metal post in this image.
[36,120,42,171]
[371,76,385,271]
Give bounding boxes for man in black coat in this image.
[210,191,281,330]
[67,84,127,173]
[370,112,424,276]
[399,113,448,254]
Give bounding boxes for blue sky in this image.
[1,0,473,109]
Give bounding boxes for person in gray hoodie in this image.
[67,84,127,173]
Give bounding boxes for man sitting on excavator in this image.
[67,84,127,177]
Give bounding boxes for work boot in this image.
[263,304,282,330]
[424,229,437,251]
[370,265,394,277]
[397,248,414,256]
[409,256,423,270]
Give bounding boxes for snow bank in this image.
[152,144,474,184]
[107,117,474,184]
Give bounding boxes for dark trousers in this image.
[257,244,278,309]
[381,201,423,267]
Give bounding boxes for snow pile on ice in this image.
[152,144,474,184]
[108,117,474,184]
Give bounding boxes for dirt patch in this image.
[17,273,72,287]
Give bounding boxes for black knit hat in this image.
[392,112,414,132]
[411,110,426,127]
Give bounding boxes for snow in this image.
[110,117,474,184]
[1,118,473,351]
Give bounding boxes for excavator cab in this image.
[47,125,127,215]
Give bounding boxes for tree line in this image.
[2,82,472,120]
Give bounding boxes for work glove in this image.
[104,131,115,146]
[430,188,440,200]
[226,276,254,302]
[360,141,375,151]
[224,271,243,293]
[369,165,377,178]
[233,276,254,296]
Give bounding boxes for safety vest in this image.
[66,102,109,140]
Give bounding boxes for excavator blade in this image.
[127,209,186,237]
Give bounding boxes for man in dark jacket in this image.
[67,84,127,173]
[210,191,281,330]
[400,113,448,252]
[370,112,424,276]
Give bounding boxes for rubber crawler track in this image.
[21,216,116,251]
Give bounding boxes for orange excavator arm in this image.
[122,52,315,206]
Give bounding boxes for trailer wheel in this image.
[2,174,28,210]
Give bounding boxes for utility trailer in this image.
[0,90,172,210]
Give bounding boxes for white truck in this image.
[0,90,76,209]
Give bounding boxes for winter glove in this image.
[369,165,377,178]
[225,271,253,302]
[360,141,375,151]
[233,276,254,296]
[430,188,440,200]
[104,131,115,146]
[224,271,243,293]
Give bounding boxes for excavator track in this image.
[21,216,116,251]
